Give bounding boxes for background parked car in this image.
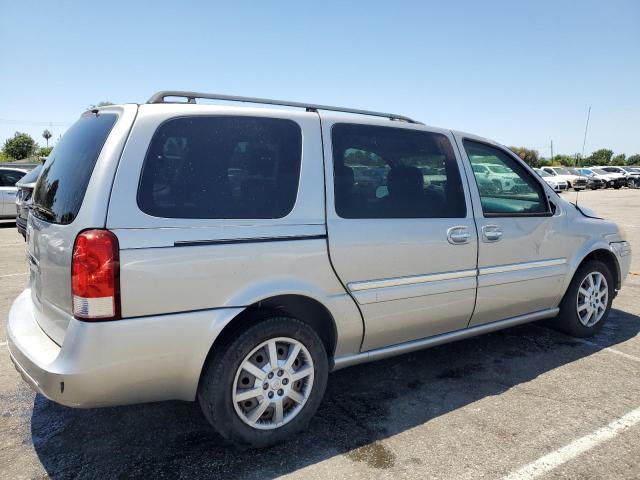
[593,166,628,189]
[14,164,43,238]
[540,166,587,191]
[0,167,28,219]
[621,166,640,188]
[566,168,599,190]
[578,168,608,189]
[598,165,640,188]
[472,162,527,192]
[534,168,568,192]
[584,167,624,189]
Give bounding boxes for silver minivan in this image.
[7,91,632,447]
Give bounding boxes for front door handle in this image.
[447,226,471,245]
[482,225,503,242]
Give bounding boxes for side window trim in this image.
[135,115,303,220]
[462,138,553,218]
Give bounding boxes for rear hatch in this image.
[27,110,125,345]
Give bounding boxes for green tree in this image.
[509,146,540,167]
[537,158,552,167]
[626,154,640,166]
[42,129,52,147]
[3,132,37,160]
[551,154,577,166]
[38,146,53,157]
[588,148,614,165]
[610,153,626,166]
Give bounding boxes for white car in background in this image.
[580,168,619,189]
[592,166,627,189]
[0,167,28,218]
[597,166,639,188]
[621,166,640,188]
[534,168,568,192]
[541,166,588,191]
[472,162,527,192]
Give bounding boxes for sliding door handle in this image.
[482,225,503,242]
[447,226,471,245]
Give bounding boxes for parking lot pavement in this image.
[1,190,639,480]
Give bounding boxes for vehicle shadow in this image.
[0,220,17,229]
[31,308,640,479]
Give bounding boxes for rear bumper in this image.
[6,289,243,408]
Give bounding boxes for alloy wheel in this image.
[576,272,608,327]
[232,337,314,430]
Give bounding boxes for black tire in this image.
[198,315,329,448]
[551,260,614,337]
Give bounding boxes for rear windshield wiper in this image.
[31,204,56,221]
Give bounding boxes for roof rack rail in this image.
[147,91,422,124]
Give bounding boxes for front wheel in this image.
[552,260,614,337]
[198,315,328,448]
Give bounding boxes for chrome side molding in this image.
[332,308,559,370]
[479,258,566,276]
[347,258,567,294]
[348,268,478,292]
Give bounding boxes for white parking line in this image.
[576,338,640,363]
[0,341,6,347]
[0,272,28,278]
[0,243,25,247]
[503,407,640,480]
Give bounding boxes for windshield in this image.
[592,168,608,175]
[536,169,551,177]
[553,167,571,175]
[580,169,593,175]
[486,164,511,173]
[33,113,117,224]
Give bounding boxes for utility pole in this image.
[550,140,554,164]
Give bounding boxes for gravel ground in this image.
[1,188,639,479]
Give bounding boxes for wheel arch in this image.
[569,248,621,293]
[197,294,338,391]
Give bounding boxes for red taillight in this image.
[71,229,120,320]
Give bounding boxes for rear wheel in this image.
[552,260,613,337]
[198,315,328,448]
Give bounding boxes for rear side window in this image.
[137,116,302,219]
[332,123,466,218]
[33,113,117,224]
[463,140,548,216]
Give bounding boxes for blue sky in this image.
[1,0,638,157]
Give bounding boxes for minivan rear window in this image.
[32,113,117,224]
[137,116,302,219]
